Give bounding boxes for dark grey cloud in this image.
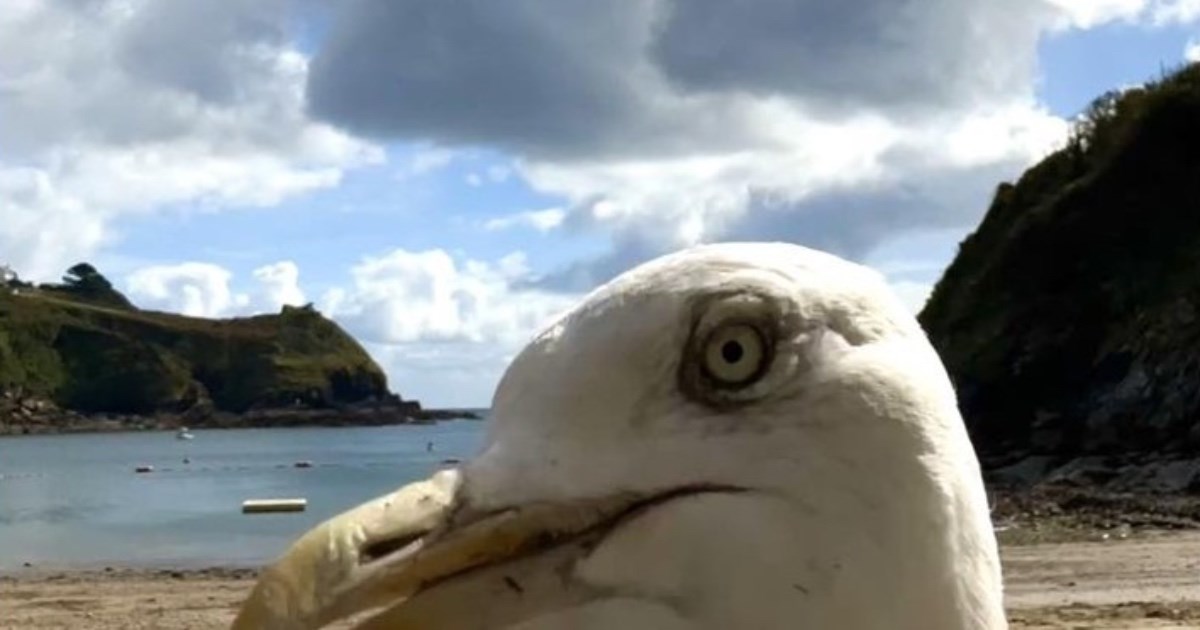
[307,0,664,158]
[307,0,1053,155]
[649,0,1050,112]
[116,0,289,105]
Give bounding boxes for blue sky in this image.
[1038,18,1198,114]
[3,1,1200,406]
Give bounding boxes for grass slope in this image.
[0,286,388,414]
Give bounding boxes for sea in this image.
[0,419,489,571]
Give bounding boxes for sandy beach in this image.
[4,532,1200,629]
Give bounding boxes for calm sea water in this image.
[0,420,488,571]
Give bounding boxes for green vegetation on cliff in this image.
[920,62,1200,459]
[0,264,389,415]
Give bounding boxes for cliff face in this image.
[919,64,1200,466]
[0,278,390,415]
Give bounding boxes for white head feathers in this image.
[233,242,1006,630]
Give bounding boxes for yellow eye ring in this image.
[702,323,767,386]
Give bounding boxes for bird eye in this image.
[702,323,767,386]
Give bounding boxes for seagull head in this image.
[233,242,1005,630]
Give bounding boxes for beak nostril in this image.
[360,532,424,565]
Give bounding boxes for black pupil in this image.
[721,340,744,364]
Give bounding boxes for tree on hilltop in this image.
[48,262,135,309]
[63,263,115,292]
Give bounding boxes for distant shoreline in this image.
[0,405,485,437]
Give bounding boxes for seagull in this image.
[232,242,1006,630]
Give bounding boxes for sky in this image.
[3,0,1200,407]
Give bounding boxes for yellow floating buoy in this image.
[241,498,307,514]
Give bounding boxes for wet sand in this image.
[1004,532,1200,628]
[4,533,1200,629]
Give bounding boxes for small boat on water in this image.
[176,426,195,440]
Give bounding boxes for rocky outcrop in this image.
[919,64,1200,488]
[0,390,480,436]
[1,268,396,417]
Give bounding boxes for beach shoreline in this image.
[5,532,1200,629]
[0,407,484,437]
[5,482,1198,628]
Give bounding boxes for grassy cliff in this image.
[0,268,389,415]
[919,62,1200,461]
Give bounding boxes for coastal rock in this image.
[920,63,1200,487]
[0,389,480,435]
[991,455,1200,496]
[0,268,412,424]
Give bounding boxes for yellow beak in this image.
[229,468,679,629]
[231,469,461,630]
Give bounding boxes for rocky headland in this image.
[920,63,1200,499]
[0,264,479,435]
[0,390,480,436]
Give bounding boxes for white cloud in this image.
[318,248,581,406]
[394,146,459,180]
[1042,0,1200,28]
[483,208,567,233]
[365,342,516,408]
[252,261,306,311]
[463,164,514,188]
[1044,0,1147,29]
[1150,0,1200,24]
[0,168,111,282]
[0,0,381,281]
[124,259,308,318]
[125,262,249,318]
[517,102,1068,261]
[322,248,576,346]
[1186,38,1200,61]
[486,164,512,183]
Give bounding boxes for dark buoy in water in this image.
[183,457,190,464]
[426,441,433,452]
